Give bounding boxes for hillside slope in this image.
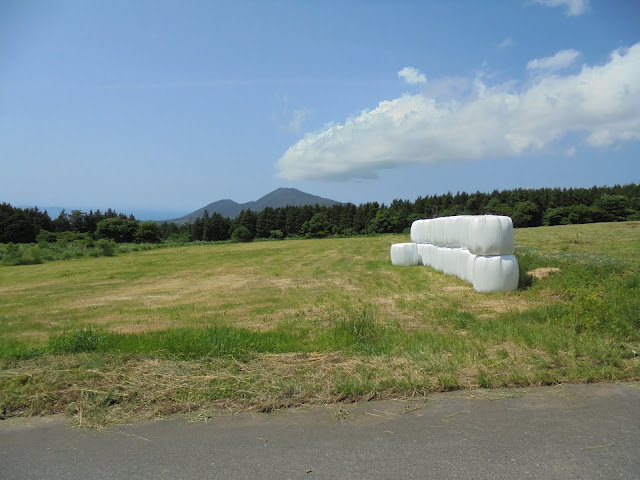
[160,187,340,224]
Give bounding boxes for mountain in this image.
[160,188,341,224]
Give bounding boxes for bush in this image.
[96,239,116,256]
[231,226,253,243]
[2,243,24,265]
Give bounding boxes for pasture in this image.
[1,222,638,426]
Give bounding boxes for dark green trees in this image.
[240,209,258,239]
[2,183,639,246]
[0,204,54,243]
[256,207,276,239]
[95,217,138,243]
[191,218,204,241]
[202,213,231,241]
[301,212,330,238]
[135,221,161,243]
[595,194,630,221]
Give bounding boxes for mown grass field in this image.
[1,222,639,426]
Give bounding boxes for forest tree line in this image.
[1,183,639,245]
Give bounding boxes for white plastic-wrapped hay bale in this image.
[456,248,471,282]
[442,247,460,276]
[444,216,464,247]
[422,219,433,244]
[417,243,436,268]
[392,214,518,293]
[432,246,445,272]
[467,215,514,255]
[472,255,519,293]
[456,216,471,248]
[390,243,420,266]
[444,216,455,247]
[466,251,477,284]
[440,246,452,274]
[411,219,431,244]
[442,217,454,247]
[410,220,422,244]
[432,217,446,247]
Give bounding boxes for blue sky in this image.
[1,0,638,219]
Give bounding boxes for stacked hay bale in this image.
[391,215,518,293]
[390,242,420,267]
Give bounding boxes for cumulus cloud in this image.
[276,44,640,181]
[398,67,427,84]
[527,49,580,71]
[531,0,589,16]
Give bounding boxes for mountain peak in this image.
[160,188,340,224]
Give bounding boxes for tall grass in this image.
[0,240,165,265]
[46,325,310,360]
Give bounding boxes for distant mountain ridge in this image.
[160,188,341,224]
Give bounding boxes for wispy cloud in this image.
[277,44,640,181]
[498,36,513,49]
[287,108,311,133]
[527,49,580,71]
[530,0,589,16]
[398,67,427,85]
[272,93,311,133]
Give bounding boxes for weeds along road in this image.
[1,382,639,480]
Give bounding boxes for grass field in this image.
[1,222,639,426]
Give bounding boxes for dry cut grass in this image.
[0,236,545,342]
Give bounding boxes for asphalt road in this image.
[1,382,639,479]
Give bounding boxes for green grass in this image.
[1,222,639,426]
[0,240,167,266]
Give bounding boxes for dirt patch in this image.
[15,331,49,342]
[442,285,469,293]
[463,294,539,319]
[108,321,178,334]
[457,365,480,388]
[528,267,560,280]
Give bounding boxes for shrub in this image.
[3,242,21,262]
[231,226,253,243]
[96,239,116,256]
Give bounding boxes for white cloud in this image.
[276,44,640,181]
[398,67,427,85]
[498,36,513,49]
[566,146,576,156]
[530,0,589,16]
[527,49,580,71]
